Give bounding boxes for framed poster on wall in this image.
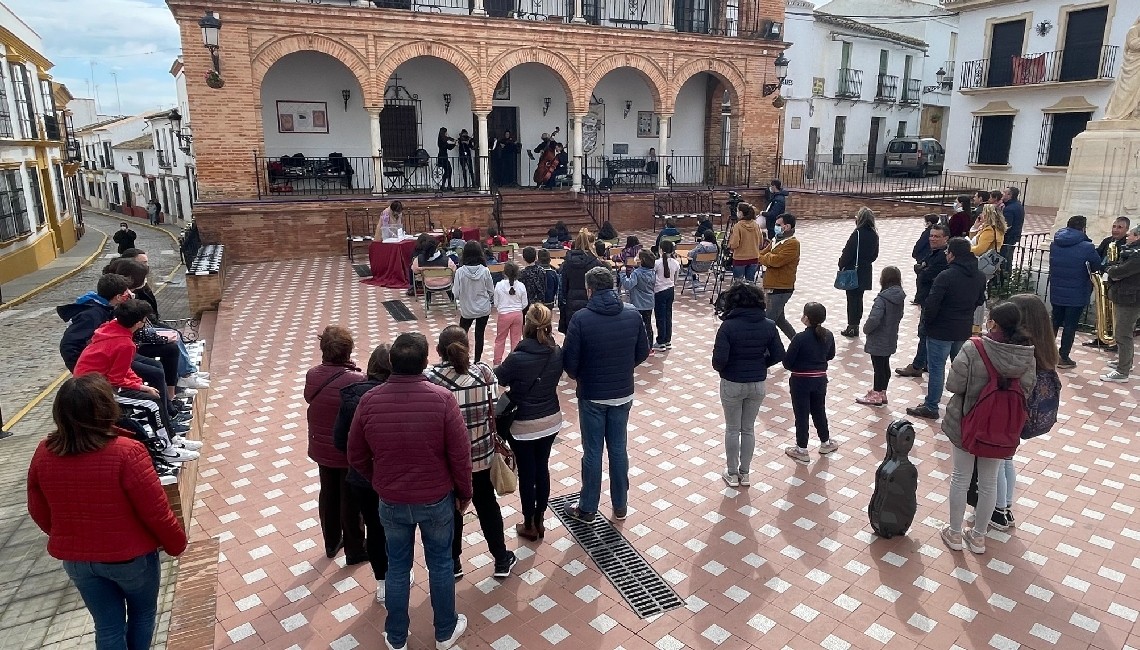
[637,111,671,138]
[276,100,329,134]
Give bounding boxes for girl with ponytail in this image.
[782,302,838,464]
[652,240,680,351]
[493,262,527,365]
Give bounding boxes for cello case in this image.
[868,419,919,538]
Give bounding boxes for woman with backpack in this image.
[940,302,1036,554]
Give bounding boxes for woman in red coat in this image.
[27,374,187,650]
[305,326,367,561]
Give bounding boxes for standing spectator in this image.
[27,374,187,650]
[783,302,838,464]
[653,240,680,351]
[838,206,881,337]
[939,302,1035,555]
[453,241,495,363]
[518,247,545,311]
[536,249,560,308]
[971,204,1008,332]
[557,230,602,333]
[1102,225,1140,383]
[113,222,137,254]
[493,262,527,365]
[857,266,906,406]
[146,199,160,225]
[621,251,657,346]
[971,191,989,218]
[494,304,565,542]
[332,344,393,603]
[305,326,367,562]
[906,238,988,420]
[948,195,973,238]
[563,267,651,522]
[761,179,788,241]
[897,224,949,377]
[348,333,472,650]
[614,235,642,266]
[727,203,763,283]
[1096,217,1129,264]
[911,214,940,271]
[425,327,517,580]
[712,283,785,486]
[1048,216,1102,369]
[757,214,801,341]
[1001,186,1025,264]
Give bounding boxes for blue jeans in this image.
[924,338,965,413]
[654,288,674,344]
[62,551,160,650]
[732,263,758,282]
[578,399,632,514]
[378,494,458,647]
[995,457,1016,509]
[1050,304,1084,360]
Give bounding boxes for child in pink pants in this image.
[493,262,528,365]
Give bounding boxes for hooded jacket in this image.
[557,250,602,333]
[712,307,786,383]
[863,285,907,356]
[494,338,564,423]
[1108,242,1140,307]
[762,189,788,220]
[942,336,1036,450]
[452,264,495,319]
[58,293,114,371]
[73,320,143,390]
[563,289,650,400]
[1048,228,1102,307]
[728,219,763,261]
[838,224,881,291]
[921,254,987,342]
[305,362,366,468]
[620,266,656,311]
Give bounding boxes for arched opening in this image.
[485,62,571,188]
[585,66,667,189]
[673,71,747,186]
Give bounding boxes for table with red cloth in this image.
[361,239,418,288]
[460,226,480,241]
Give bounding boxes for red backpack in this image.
[960,337,1028,459]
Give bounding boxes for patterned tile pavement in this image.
[193,213,1140,650]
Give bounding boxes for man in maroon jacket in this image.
[348,332,472,650]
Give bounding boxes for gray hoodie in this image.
[452,264,494,319]
[941,336,1036,450]
[862,285,906,357]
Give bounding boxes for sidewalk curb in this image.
[0,230,109,312]
[1,371,67,432]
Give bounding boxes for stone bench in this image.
[186,244,227,317]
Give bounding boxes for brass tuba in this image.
[1090,243,1119,346]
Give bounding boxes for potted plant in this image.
[205,70,225,89]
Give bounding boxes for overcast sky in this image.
[6,0,182,117]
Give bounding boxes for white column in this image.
[572,113,585,192]
[657,112,671,189]
[572,0,586,23]
[477,112,491,193]
[661,0,675,30]
[472,0,486,17]
[368,107,384,195]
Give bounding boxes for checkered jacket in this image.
[425,362,498,472]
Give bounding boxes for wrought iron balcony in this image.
[960,44,1118,90]
[900,78,921,104]
[836,68,862,99]
[874,74,898,101]
[157,150,172,169]
[941,60,955,90]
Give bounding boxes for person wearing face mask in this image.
[897,224,951,378]
[757,214,801,341]
[948,195,972,238]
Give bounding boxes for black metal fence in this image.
[584,153,751,190]
[583,179,609,230]
[960,45,1118,89]
[778,158,1028,205]
[256,153,492,198]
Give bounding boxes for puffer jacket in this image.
[332,379,384,489]
[564,289,650,400]
[922,255,987,342]
[557,249,602,333]
[712,307,786,383]
[305,362,366,468]
[1048,227,1102,307]
[348,374,473,505]
[863,285,907,356]
[942,336,1036,450]
[494,338,564,422]
[837,224,881,291]
[57,293,114,371]
[1108,243,1140,307]
[620,266,656,311]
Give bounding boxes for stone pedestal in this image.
[1053,120,1140,243]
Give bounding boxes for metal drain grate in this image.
[549,493,685,618]
[381,300,418,322]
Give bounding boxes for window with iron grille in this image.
[39,79,60,141]
[103,142,114,169]
[1037,112,1091,167]
[0,169,30,243]
[54,163,67,213]
[10,64,37,139]
[379,102,419,160]
[969,115,1014,165]
[28,169,45,226]
[0,66,13,138]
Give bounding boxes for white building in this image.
[942,0,1131,209]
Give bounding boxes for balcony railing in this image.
[960,44,1118,89]
[157,150,172,169]
[583,152,751,189]
[43,115,61,141]
[900,78,921,104]
[874,74,898,101]
[942,60,955,90]
[836,69,862,99]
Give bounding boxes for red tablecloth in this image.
[361,239,417,288]
[461,226,480,241]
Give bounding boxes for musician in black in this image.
[543,143,569,188]
[457,129,475,188]
[491,130,519,187]
[436,127,456,191]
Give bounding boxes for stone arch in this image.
[374,41,481,109]
[583,54,669,113]
[671,57,747,109]
[252,33,370,100]
[485,48,581,114]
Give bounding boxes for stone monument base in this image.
[1053,120,1140,243]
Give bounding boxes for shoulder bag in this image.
[486,389,518,495]
[977,233,1004,279]
[494,352,553,440]
[834,229,861,290]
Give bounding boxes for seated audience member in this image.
[412,238,458,292]
[486,227,511,263]
[614,236,642,266]
[58,274,133,372]
[594,241,614,268]
[553,221,572,243]
[448,228,467,252]
[695,217,715,241]
[598,221,618,242]
[655,218,681,253]
[688,231,719,275]
[542,228,563,250]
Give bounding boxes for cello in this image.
[532,126,561,186]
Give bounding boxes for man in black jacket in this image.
[57,274,133,370]
[897,224,949,378]
[1097,217,1130,264]
[112,222,137,254]
[906,237,987,420]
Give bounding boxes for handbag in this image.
[834,229,861,290]
[976,228,1004,279]
[489,435,517,495]
[494,353,553,440]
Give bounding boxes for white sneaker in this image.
[178,374,210,389]
[171,436,203,451]
[158,445,200,463]
[376,580,385,604]
[436,614,467,650]
[1101,370,1130,383]
[195,372,210,380]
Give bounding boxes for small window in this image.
[54,163,67,213]
[970,115,1015,165]
[27,169,45,226]
[0,169,29,241]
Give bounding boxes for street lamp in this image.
[762,53,790,97]
[167,108,192,154]
[923,67,947,94]
[199,11,222,75]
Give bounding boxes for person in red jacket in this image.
[305,325,367,561]
[349,332,473,650]
[27,374,187,650]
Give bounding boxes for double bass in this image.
[533,126,561,186]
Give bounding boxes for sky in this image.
[5,0,182,117]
